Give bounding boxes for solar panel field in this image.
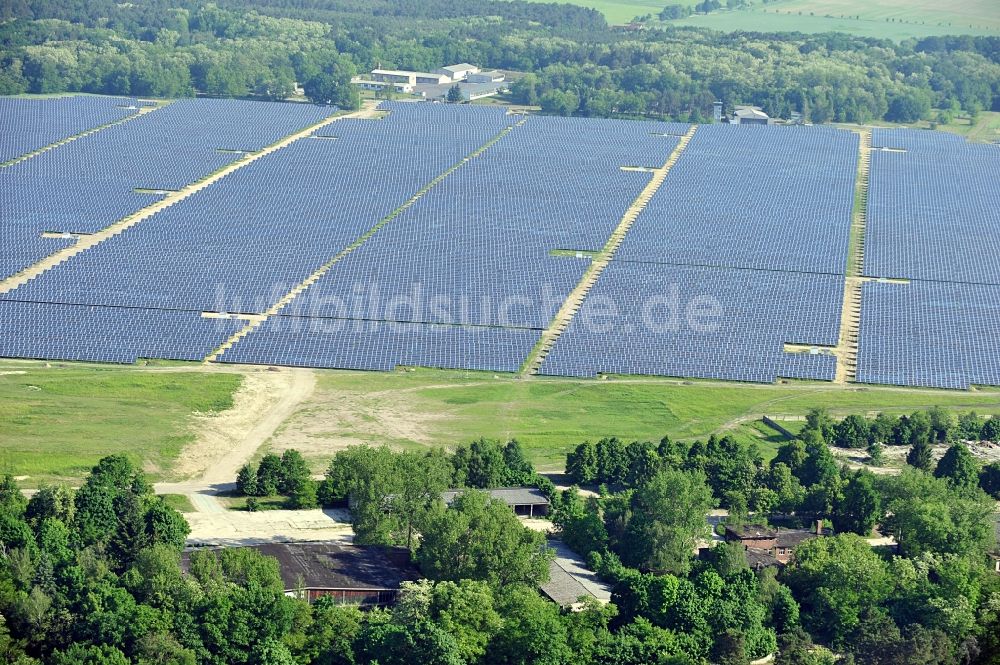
[2,95,1000,391]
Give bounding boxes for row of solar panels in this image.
[0,95,140,164]
[858,128,1000,388]
[0,96,339,279]
[3,98,999,389]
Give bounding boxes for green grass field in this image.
[551,0,1000,36]
[668,10,999,40]
[549,0,679,23]
[835,112,1000,144]
[298,368,1000,470]
[6,362,1000,481]
[899,112,1000,144]
[0,362,242,484]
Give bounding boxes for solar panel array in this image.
[0,301,243,364]
[857,280,1000,389]
[857,129,1000,388]
[6,96,998,388]
[539,123,858,381]
[219,317,540,373]
[617,124,858,274]
[866,129,1000,284]
[0,95,138,164]
[0,98,337,280]
[257,114,683,333]
[4,103,515,315]
[539,262,842,382]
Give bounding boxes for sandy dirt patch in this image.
[184,507,353,546]
[830,439,1000,475]
[265,382,444,466]
[172,367,316,482]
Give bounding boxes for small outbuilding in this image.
[441,487,551,517]
[360,486,550,517]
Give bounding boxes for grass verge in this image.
[158,494,196,513]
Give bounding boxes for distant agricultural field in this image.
[547,0,682,24]
[556,0,1000,37]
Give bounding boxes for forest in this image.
[1,0,999,122]
[1,407,998,664]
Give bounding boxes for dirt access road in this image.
[152,366,355,544]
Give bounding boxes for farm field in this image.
[547,0,679,23]
[668,9,1000,40]
[0,361,242,484]
[556,0,1000,35]
[749,0,1000,32]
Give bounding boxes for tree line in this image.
[1,1,998,124]
[1,407,998,664]
[565,408,1000,504]
[554,407,999,663]
[0,455,567,664]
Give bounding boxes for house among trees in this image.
[541,540,613,608]
[724,521,826,568]
[357,486,550,517]
[182,543,420,605]
[442,487,551,517]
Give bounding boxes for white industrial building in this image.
[434,64,480,81]
[369,69,450,86]
[353,64,505,101]
[352,79,415,94]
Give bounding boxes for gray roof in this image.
[358,486,548,511]
[734,107,769,119]
[442,487,550,506]
[540,539,612,607]
[182,542,419,592]
[745,548,782,570]
[441,63,478,73]
[726,524,822,546]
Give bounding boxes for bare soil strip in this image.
[833,129,872,384]
[169,367,317,484]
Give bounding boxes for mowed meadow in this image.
[264,367,1000,471]
[0,362,242,484]
[4,361,1000,481]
